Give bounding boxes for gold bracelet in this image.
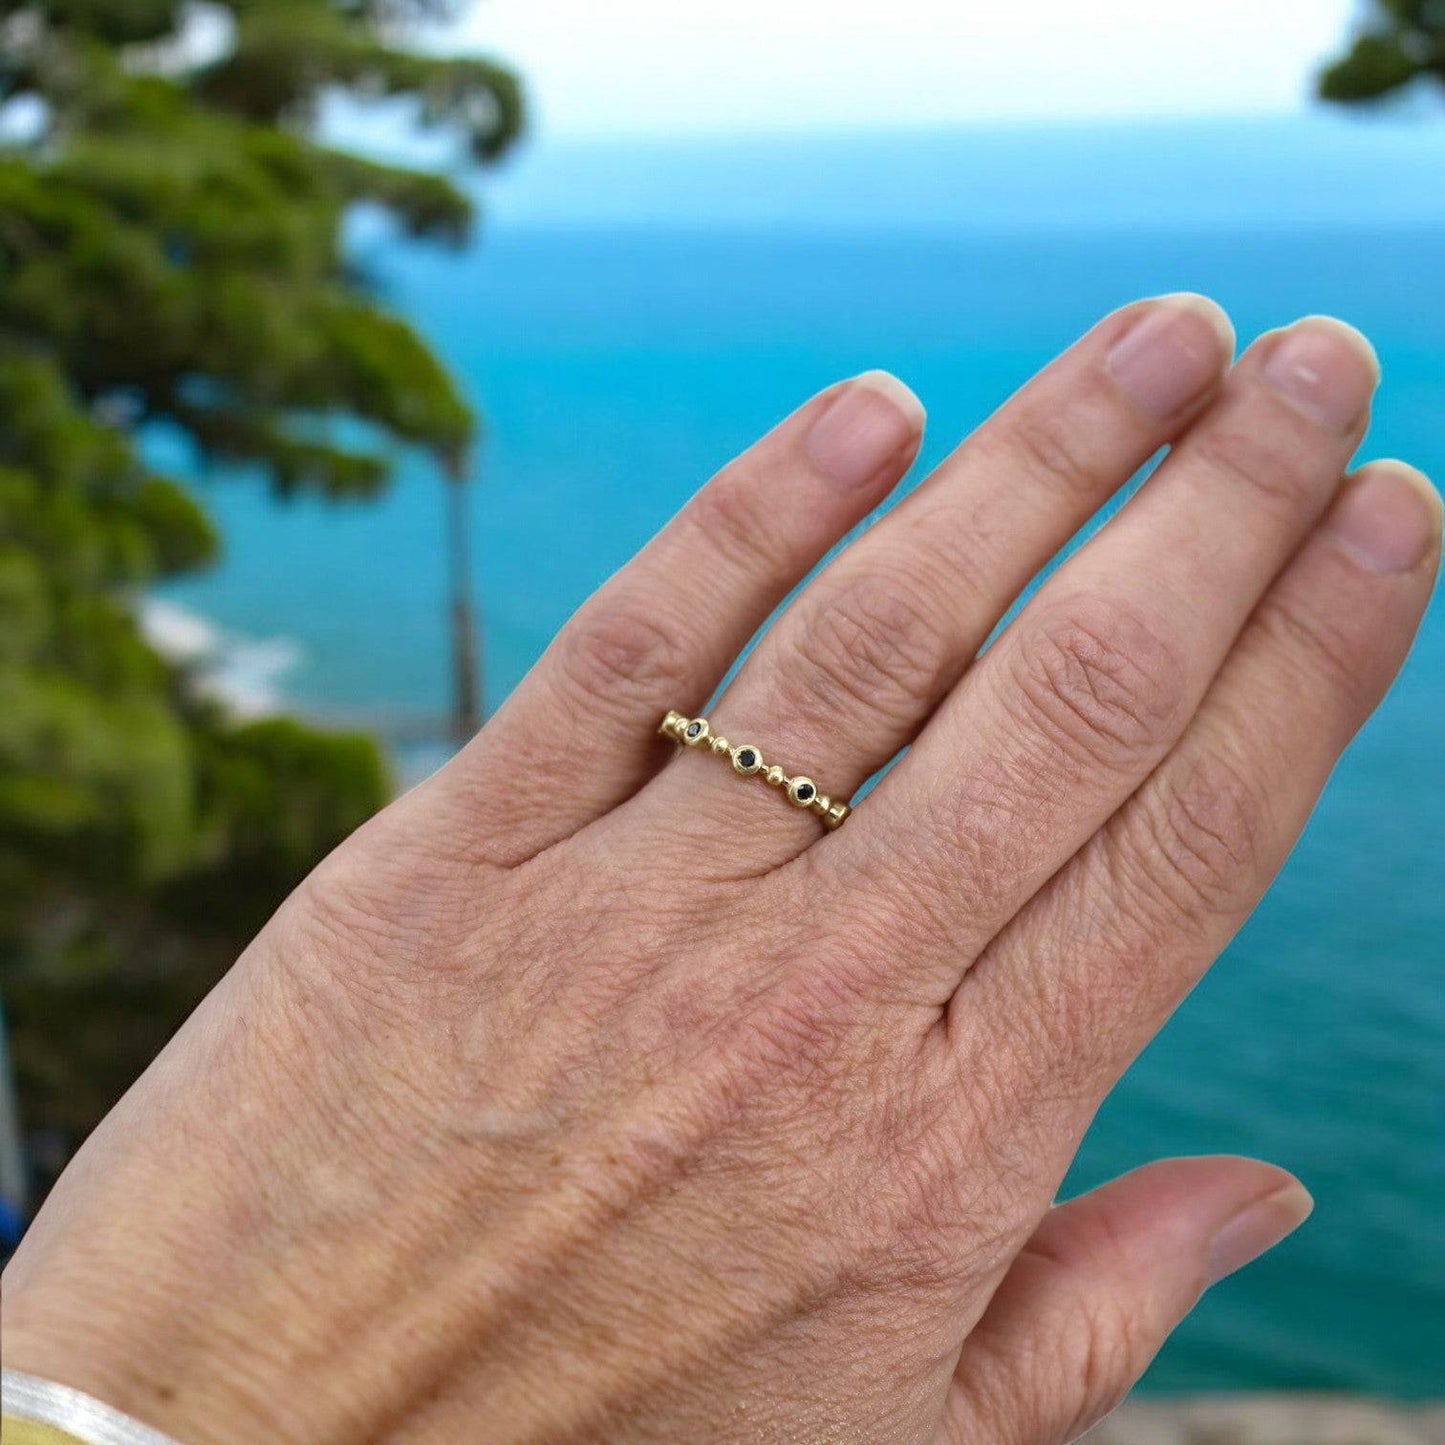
[659,710,851,830]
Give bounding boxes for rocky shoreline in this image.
[1097,1397,1445,1443]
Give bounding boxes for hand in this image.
[4,297,1438,1445]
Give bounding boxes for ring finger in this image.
[644,294,1234,862]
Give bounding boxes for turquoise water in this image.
[166,120,1445,1394]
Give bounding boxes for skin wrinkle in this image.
[393,1036,932,1442]
[256,1027,785,1437]
[447,378,921,876]
[2,302,1435,1445]
[360,927,924,1438]
[813,340,1374,1026]
[638,300,1233,885]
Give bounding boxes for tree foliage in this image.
[0,0,521,1176]
[1321,0,1445,103]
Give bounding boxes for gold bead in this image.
[710,735,730,755]
[825,802,850,829]
[764,765,786,788]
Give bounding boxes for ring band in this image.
[658,710,852,830]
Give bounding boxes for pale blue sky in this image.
[451,0,1364,138]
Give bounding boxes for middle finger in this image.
[826,316,1379,1002]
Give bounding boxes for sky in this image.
[450,0,1365,138]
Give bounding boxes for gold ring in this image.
[658,710,851,830]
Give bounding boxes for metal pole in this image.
[0,993,29,1241]
[446,450,482,744]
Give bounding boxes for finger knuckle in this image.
[953,1227,1154,1445]
[785,569,952,724]
[1191,420,1317,515]
[1003,405,1110,500]
[1068,1295,1149,1433]
[1008,598,1187,773]
[1254,590,1367,706]
[1134,746,1266,919]
[1030,1207,1166,1425]
[683,461,785,574]
[556,591,695,709]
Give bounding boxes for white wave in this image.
[140,597,219,662]
[140,598,304,720]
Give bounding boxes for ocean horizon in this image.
[156,115,1445,1395]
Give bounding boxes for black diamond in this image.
[738,749,757,768]
[796,783,815,801]
[685,722,702,738]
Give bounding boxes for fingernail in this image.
[806,372,925,489]
[1207,1182,1314,1287]
[1261,317,1379,430]
[1325,462,1442,575]
[1105,294,1234,418]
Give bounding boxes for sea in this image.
[158,116,1445,1395]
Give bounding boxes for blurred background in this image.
[1,0,1441,1414]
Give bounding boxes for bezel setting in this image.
[658,711,849,829]
[732,745,763,776]
[787,777,818,807]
